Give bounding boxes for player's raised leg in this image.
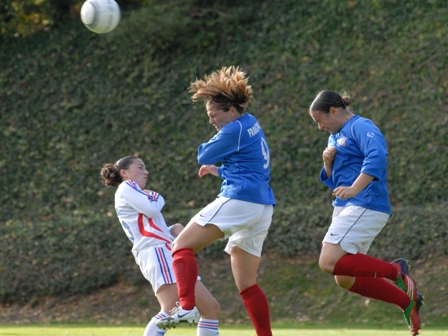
[156,222,224,329]
[321,244,423,336]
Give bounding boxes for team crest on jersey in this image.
[145,190,160,202]
[337,136,347,147]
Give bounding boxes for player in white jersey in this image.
[100,156,220,336]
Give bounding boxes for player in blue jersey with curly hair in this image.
[100,156,220,336]
[156,66,276,336]
[309,90,424,336]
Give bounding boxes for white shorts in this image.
[192,197,274,257]
[323,206,390,254]
[136,244,176,294]
[136,244,201,295]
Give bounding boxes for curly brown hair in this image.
[100,155,137,187]
[189,66,253,113]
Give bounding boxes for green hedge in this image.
[1,0,447,301]
[1,204,445,301]
[1,215,132,302]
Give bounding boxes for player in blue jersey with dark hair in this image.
[157,66,275,336]
[309,90,424,336]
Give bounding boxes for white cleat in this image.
[156,304,200,329]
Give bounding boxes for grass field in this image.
[1,325,447,336]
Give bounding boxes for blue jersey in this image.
[320,115,392,215]
[198,113,276,205]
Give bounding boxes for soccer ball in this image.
[80,0,121,34]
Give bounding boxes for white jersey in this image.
[114,180,174,260]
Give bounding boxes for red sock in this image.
[240,284,272,336]
[349,277,410,310]
[333,253,398,280]
[172,248,198,310]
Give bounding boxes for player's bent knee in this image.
[171,240,179,251]
[318,258,335,274]
[171,240,189,252]
[334,275,355,290]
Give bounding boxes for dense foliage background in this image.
[1,0,447,302]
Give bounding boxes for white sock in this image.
[197,318,219,336]
[143,312,169,336]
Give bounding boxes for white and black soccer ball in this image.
[80,0,121,34]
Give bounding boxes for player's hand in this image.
[323,146,336,165]
[169,223,184,237]
[332,186,358,200]
[198,164,219,177]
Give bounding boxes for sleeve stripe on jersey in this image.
[125,181,160,201]
[155,246,174,284]
[236,120,242,151]
[350,118,361,139]
[125,180,139,189]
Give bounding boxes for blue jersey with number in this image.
[197,113,275,205]
[320,115,392,215]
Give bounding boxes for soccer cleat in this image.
[415,291,425,314]
[156,304,200,330]
[403,291,424,336]
[392,258,418,303]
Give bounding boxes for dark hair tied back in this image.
[341,96,351,108]
[100,155,137,187]
[310,90,351,113]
